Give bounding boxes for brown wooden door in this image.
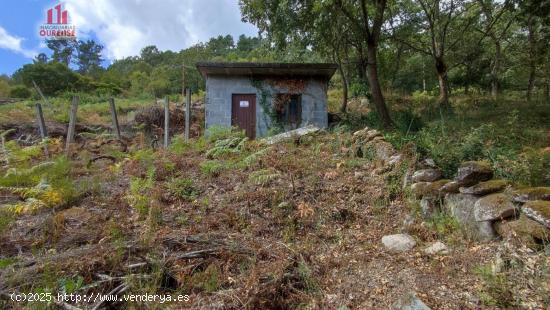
[231,94,256,139]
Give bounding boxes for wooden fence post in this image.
[108,98,122,140]
[35,103,48,138]
[32,80,52,108]
[185,88,191,142]
[35,103,49,157]
[164,96,170,148]
[65,96,79,154]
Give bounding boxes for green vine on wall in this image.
[251,78,307,134]
[250,78,282,131]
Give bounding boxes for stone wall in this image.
[408,161,549,247]
[204,76,329,137]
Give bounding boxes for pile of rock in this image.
[408,160,549,247]
[351,127,400,164]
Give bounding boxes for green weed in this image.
[166,177,198,201]
[199,160,225,176]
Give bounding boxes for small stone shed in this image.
[196,62,337,139]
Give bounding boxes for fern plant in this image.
[205,137,247,159]
[248,169,280,186]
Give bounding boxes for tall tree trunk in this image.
[339,66,349,113]
[435,57,450,107]
[366,39,393,128]
[357,45,367,80]
[527,16,536,101]
[491,40,501,100]
[332,48,349,113]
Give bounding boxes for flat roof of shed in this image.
[196,62,337,79]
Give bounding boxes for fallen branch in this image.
[88,155,116,165]
[172,248,219,259]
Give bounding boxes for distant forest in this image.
[1,0,548,127]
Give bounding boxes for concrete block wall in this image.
[205,76,328,137]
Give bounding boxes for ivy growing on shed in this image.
[250,78,307,134]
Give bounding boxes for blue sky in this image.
[0,0,258,76]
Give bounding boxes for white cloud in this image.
[64,0,257,60]
[0,26,38,58]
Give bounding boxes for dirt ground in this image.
[0,121,548,309]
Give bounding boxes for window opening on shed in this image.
[275,94,302,130]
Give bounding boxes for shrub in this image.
[0,79,10,97]
[9,85,32,99]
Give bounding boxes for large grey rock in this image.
[460,179,508,196]
[382,234,416,252]
[391,291,431,310]
[420,197,439,218]
[456,161,493,186]
[474,193,518,222]
[263,125,320,145]
[521,200,550,228]
[512,187,550,203]
[412,169,442,183]
[423,241,448,255]
[444,193,497,241]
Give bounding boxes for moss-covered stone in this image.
[522,200,550,228]
[456,161,493,187]
[459,179,508,195]
[495,216,550,247]
[512,187,550,203]
[411,179,450,199]
[440,181,460,194]
[474,193,518,221]
[412,168,442,183]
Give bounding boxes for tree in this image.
[34,53,49,64]
[392,0,475,107]
[240,0,395,128]
[140,46,162,66]
[207,35,235,56]
[476,0,515,99]
[516,0,550,101]
[12,62,79,96]
[236,35,261,55]
[334,0,394,127]
[46,39,76,65]
[74,40,104,74]
[147,66,171,97]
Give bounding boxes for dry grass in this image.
[0,113,548,309]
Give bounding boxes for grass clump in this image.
[199,160,226,177]
[126,167,155,217]
[166,177,198,201]
[474,264,513,307]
